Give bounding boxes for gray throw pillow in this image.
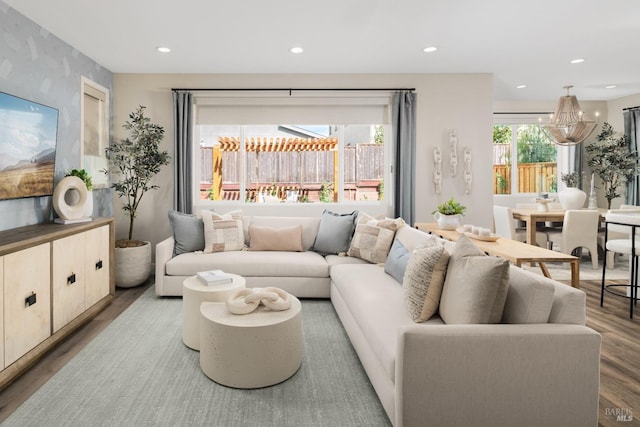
[384,238,411,283]
[168,210,204,256]
[439,236,510,324]
[312,210,358,255]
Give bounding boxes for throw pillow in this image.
[312,210,358,255]
[439,236,510,324]
[167,210,205,256]
[201,210,245,253]
[403,246,450,322]
[347,213,405,264]
[248,224,304,252]
[384,239,411,284]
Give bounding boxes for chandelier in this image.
[542,85,597,146]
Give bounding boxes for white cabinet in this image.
[4,243,51,367]
[0,218,114,387]
[52,233,86,333]
[85,225,110,308]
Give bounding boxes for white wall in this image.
[112,73,494,254]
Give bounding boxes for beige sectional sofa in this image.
[155,212,601,427]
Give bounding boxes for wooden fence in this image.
[200,143,383,201]
[493,162,557,194]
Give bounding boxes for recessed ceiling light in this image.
[156,46,171,53]
[290,46,304,54]
[423,46,438,53]
[605,85,617,89]
[569,58,584,64]
[516,84,527,89]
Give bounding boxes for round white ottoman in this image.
[199,296,302,389]
[182,274,245,350]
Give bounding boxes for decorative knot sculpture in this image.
[226,287,293,315]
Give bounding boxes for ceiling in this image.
[5,0,640,102]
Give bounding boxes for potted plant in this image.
[432,197,467,230]
[65,168,93,217]
[558,171,586,210]
[104,105,170,287]
[586,122,640,209]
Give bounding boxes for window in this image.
[493,114,568,195]
[193,91,392,205]
[197,124,388,204]
[81,77,109,189]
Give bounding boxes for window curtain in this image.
[625,108,640,205]
[392,91,416,225]
[173,91,193,213]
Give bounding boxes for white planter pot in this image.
[115,241,152,288]
[433,212,463,230]
[558,187,587,210]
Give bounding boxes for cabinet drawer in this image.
[4,243,51,366]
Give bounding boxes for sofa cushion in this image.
[348,213,404,264]
[168,210,204,255]
[248,224,303,252]
[439,236,510,324]
[331,263,444,383]
[384,239,411,283]
[312,210,358,255]
[548,281,587,325]
[502,266,555,324]
[166,250,329,278]
[249,216,320,251]
[201,210,245,253]
[403,246,450,322]
[394,224,445,252]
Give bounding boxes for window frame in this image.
[493,113,573,196]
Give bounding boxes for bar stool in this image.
[601,211,640,318]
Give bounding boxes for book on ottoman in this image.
[196,269,233,286]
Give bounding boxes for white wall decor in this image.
[449,129,458,177]
[463,146,472,194]
[433,146,442,195]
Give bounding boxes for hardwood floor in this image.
[0,278,637,426]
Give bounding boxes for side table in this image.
[182,274,245,350]
[199,296,302,389]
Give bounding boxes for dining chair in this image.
[598,205,640,267]
[546,209,600,269]
[601,210,640,318]
[493,205,548,247]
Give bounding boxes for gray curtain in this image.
[173,91,193,213]
[392,91,417,225]
[625,108,640,205]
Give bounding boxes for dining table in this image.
[511,208,606,246]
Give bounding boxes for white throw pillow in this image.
[439,236,510,324]
[403,246,450,322]
[201,210,245,253]
[348,213,405,264]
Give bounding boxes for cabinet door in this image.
[0,256,4,369]
[52,233,86,333]
[4,243,51,366]
[85,225,110,307]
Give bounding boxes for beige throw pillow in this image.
[348,213,405,263]
[403,246,450,322]
[248,224,303,251]
[439,236,510,324]
[201,210,245,253]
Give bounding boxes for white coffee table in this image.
[182,274,245,350]
[199,296,302,389]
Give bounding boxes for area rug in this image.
[2,288,390,427]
